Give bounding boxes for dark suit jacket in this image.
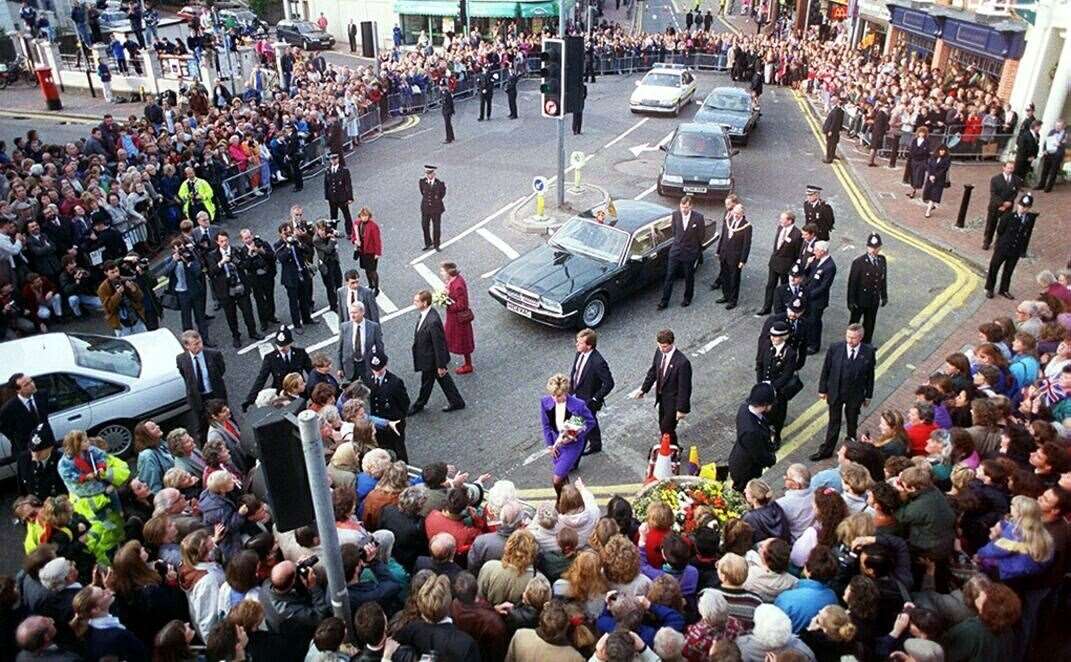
[818,341,876,404]
[994,210,1037,256]
[0,392,51,453]
[987,172,1022,210]
[870,108,890,145]
[756,343,800,396]
[412,308,450,372]
[728,403,775,485]
[323,165,354,204]
[668,210,706,262]
[717,217,752,264]
[206,247,250,300]
[805,256,837,309]
[369,371,411,421]
[245,348,312,405]
[569,349,614,412]
[1017,130,1040,162]
[768,224,803,273]
[176,349,228,414]
[774,282,807,314]
[336,283,380,323]
[823,106,845,137]
[420,177,446,215]
[273,239,312,288]
[393,620,480,662]
[641,349,692,414]
[338,319,385,381]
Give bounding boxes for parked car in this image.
[488,201,719,328]
[219,8,268,36]
[276,19,335,50]
[629,64,697,116]
[657,123,738,200]
[98,9,132,35]
[694,86,761,145]
[176,4,206,21]
[0,331,190,470]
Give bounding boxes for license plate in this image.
[506,302,533,318]
[683,186,707,194]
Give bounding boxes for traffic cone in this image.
[647,433,675,483]
[685,446,701,475]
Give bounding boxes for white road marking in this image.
[635,183,658,200]
[628,131,674,158]
[304,303,419,353]
[410,196,526,265]
[376,290,399,313]
[603,117,650,150]
[398,127,434,140]
[481,267,501,279]
[522,447,551,466]
[476,228,520,259]
[237,324,294,356]
[694,335,729,356]
[413,262,444,289]
[311,305,330,319]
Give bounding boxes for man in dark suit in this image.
[803,186,835,241]
[867,102,890,167]
[274,222,315,333]
[755,322,801,447]
[569,328,615,456]
[242,327,312,411]
[419,165,446,251]
[727,383,776,488]
[323,152,354,229]
[207,231,262,348]
[822,96,845,164]
[477,70,494,121]
[846,233,888,345]
[440,81,455,144]
[164,238,212,344]
[803,240,836,354]
[369,354,411,462]
[0,373,52,469]
[338,302,385,384]
[983,161,1022,250]
[347,19,358,52]
[773,263,807,315]
[658,196,705,309]
[813,324,876,460]
[715,203,752,310]
[985,194,1038,299]
[409,290,465,414]
[176,330,228,440]
[572,83,587,135]
[1013,120,1041,180]
[632,329,692,444]
[757,210,803,316]
[505,62,520,119]
[237,229,279,333]
[337,269,380,324]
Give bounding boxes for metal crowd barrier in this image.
[300,136,327,177]
[222,162,273,213]
[355,108,383,142]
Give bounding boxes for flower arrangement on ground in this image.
[632,477,747,535]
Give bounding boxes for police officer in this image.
[572,83,587,136]
[368,354,412,463]
[242,327,313,411]
[419,165,446,252]
[727,383,777,489]
[274,222,315,333]
[759,297,809,372]
[846,233,888,345]
[505,63,520,120]
[755,322,802,447]
[477,69,494,121]
[803,186,835,241]
[237,228,279,332]
[282,124,305,192]
[985,194,1037,300]
[773,263,807,315]
[440,80,455,143]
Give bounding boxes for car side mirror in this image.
[731,149,740,156]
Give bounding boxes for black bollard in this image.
[955,184,974,228]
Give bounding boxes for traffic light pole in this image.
[557,0,566,208]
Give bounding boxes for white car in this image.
[0,331,189,471]
[629,66,698,116]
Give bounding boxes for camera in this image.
[296,555,318,580]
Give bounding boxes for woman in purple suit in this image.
[541,373,597,498]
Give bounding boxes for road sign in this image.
[532,176,548,193]
[570,151,585,167]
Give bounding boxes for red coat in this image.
[351,218,382,257]
[444,275,475,355]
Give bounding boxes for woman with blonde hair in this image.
[357,446,391,506]
[801,604,858,660]
[69,585,149,661]
[601,534,652,596]
[361,460,410,529]
[327,441,360,492]
[553,549,608,620]
[976,494,1054,581]
[860,410,908,457]
[56,429,130,564]
[479,529,547,605]
[540,373,597,496]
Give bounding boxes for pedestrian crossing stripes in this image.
[476,227,520,259]
[376,290,399,313]
[413,262,443,289]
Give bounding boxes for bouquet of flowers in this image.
[632,478,746,535]
[552,415,587,459]
[431,289,454,307]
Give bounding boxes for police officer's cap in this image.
[370,354,388,369]
[275,327,293,346]
[867,233,882,248]
[789,263,803,278]
[806,185,822,195]
[749,383,777,407]
[424,164,438,172]
[788,298,806,314]
[770,322,790,337]
[29,424,53,452]
[1019,193,1033,208]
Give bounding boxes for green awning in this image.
[468,1,520,17]
[394,0,459,16]
[519,0,558,17]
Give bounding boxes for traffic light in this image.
[540,38,564,119]
[563,36,585,115]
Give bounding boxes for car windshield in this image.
[295,22,318,33]
[705,92,750,112]
[550,218,629,263]
[670,132,728,158]
[68,334,141,378]
[642,73,681,88]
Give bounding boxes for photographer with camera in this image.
[178,166,216,223]
[312,220,343,315]
[164,238,213,345]
[208,230,263,349]
[275,221,315,334]
[341,540,403,614]
[58,255,104,318]
[120,251,162,331]
[261,558,331,659]
[237,228,279,332]
[97,260,147,337]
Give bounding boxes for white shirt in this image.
[418,307,430,329]
[574,350,592,383]
[554,400,567,431]
[660,348,675,378]
[776,224,792,249]
[1044,131,1065,154]
[680,211,691,227]
[189,352,211,392]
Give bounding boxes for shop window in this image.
[950,48,1002,79]
[904,32,935,59]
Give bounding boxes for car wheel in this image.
[93,421,134,457]
[657,181,667,197]
[579,295,609,328]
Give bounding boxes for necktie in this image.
[194,355,207,393]
[573,354,586,385]
[354,325,363,361]
[849,348,857,362]
[350,290,357,309]
[26,397,37,421]
[657,353,669,391]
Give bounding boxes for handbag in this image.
[456,308,475,324]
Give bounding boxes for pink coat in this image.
[444,275,475,355]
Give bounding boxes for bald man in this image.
[262,558,331,652]
[415,532,463,580]
[16,615,80,660]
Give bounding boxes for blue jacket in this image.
[198,489,245,561]
[774,579,838,633]
[976,520,1051,581]
[596,603,685,648]
[136,446,175,493]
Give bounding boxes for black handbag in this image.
[781,374,805,401]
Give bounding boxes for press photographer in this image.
[164,238,213,345]
[312,220,343,314]
[119,251,162,331]
[237,228,279,332]
[96,260,146,337]
[275,220,316,333]
[208,230,263,348]
[261,557,331,657]
[58,255,104,318]
[177,166,216,223]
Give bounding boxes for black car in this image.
[657,123,738,200]
[488,201,719,328]
[694,86,760,145]
[276,19,335,50]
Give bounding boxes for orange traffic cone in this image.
[646,433,675,483]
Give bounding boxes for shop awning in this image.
[394,0,460,16]
[519,0,558,17]
[468,1,520,17]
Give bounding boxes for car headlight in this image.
[660,99,676,107]
[540,298,562,314]
[662,174,683,185]
[708,178,731,186]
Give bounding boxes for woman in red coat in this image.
[439,261,475,374]
[350,207,382,293]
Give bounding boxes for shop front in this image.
[887,4,940,62]
[856,0,890,52]
[394,0,558,45]
[938,14,1026,86]
[827,0,848,21]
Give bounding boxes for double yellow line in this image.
[516,482,645,506]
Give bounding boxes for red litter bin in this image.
[35,65,63,111]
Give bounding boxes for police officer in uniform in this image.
[242,327,313,411]
[759,296,809,370]
[419,165,446,251]
[755,322,802,447]
[505,62,520,119]
[846,233,888,345]
[477,69,494,121]
[368,354,412,463]
[237,228,279,333]
[774,263,807,315]
[985,194,1037,299]
[803,186,835,241]
[572,83,587,135]
[440,80,455,144]
[727,383,777,489]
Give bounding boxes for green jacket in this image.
[178,176,216,220]
[943,616,1016,662]
[897,486,956,559]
